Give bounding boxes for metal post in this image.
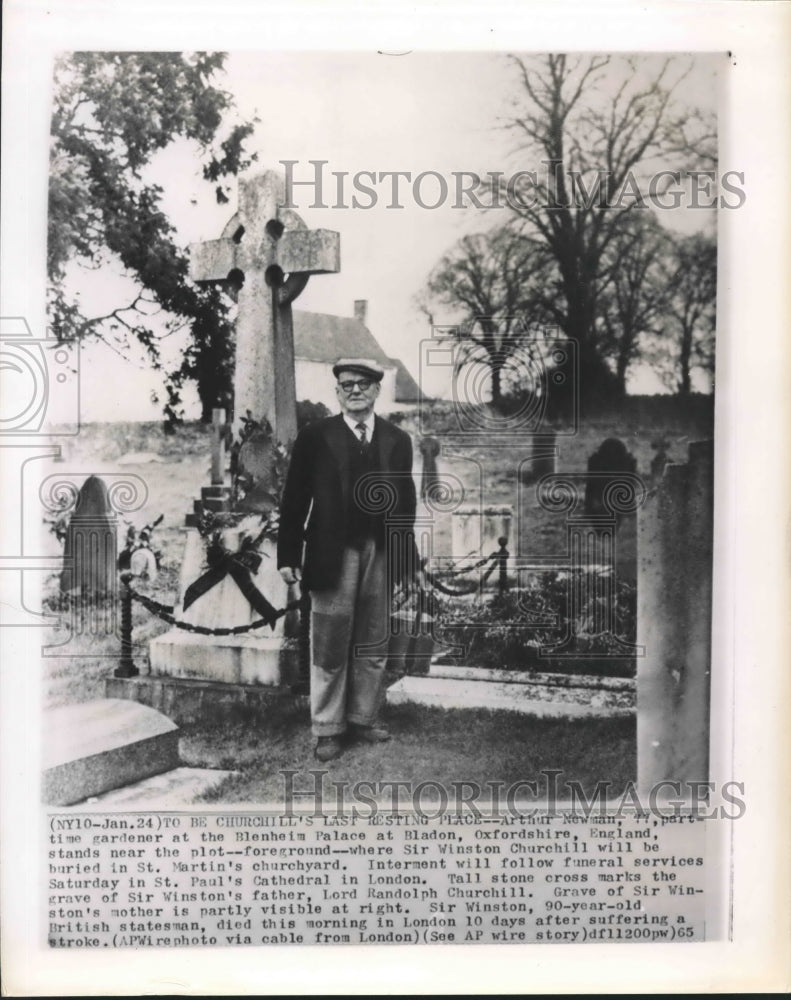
[497,536,509,594]
[114,572,139,678]
[293,593,311,695]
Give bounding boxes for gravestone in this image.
[649,437,670,484]
[42,699,179,806]
[584,438,637,517]
[149,170,340,686]
[451,505,513,566]
[637,440,713,797]
[129,545,157,581]
[59,475,117,598]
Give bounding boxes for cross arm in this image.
[277,230,340,276]
[189,238,240,283]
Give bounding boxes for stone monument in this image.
[584,438,638,518]
[451,505,513,565]
[150,170,340,685]
[637,440,713,797]
[59,475,117,599]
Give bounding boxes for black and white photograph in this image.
[1,2,789,995]
[37,49,723,804]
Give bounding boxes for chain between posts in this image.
[114,543,510,675]
[423,541,510,597]
[122,576,305,636]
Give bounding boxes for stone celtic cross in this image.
[190,170,340,449]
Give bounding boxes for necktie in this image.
[356,422,368,447]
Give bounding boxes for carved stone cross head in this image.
[190,170,340,306]
[188,169,341,495]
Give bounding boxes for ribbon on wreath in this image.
[183,534,278,629]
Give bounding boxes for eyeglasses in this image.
[338,379,374,394]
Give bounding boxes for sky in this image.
[58,51,721,422]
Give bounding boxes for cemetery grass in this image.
[41,611,637,801]
[181,704,637,804]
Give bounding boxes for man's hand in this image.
[279,567,302,586]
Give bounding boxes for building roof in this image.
[293,309,425,402]
[390,358,423,402]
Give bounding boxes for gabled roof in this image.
[391,358,423,402]
[293,309,426,402]
[293,310,392,367]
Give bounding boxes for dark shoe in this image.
[349,724,391,744]
[315,736,344,761]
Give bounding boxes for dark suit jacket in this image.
[277,414,417,591]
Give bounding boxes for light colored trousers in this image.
[309,540,389,737]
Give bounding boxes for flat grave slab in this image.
[43,698,180,806]
[429,663,635,691]
[77,767,237,808]
[387,673,634,718]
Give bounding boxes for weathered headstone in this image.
[451,505,513,565]
[584,438,637,517]
[42,699,179,806]
[649,437,670,484]
[149,170,340,686]
[129,545,157,581]
[637,440,713,796]
[59,475,117,598]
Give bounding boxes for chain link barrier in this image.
[124,579,304,637]
[123,537,507,632]
[423,546,508,597]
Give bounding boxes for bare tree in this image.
[500,53,715,405]
[422,225,552,407]
[645,232,716,395]
[597,212,674,395]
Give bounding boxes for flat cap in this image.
[332,358,385,382]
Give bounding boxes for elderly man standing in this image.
[278,359,417,761]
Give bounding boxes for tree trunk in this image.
[615,337,631,397]
[490,359,503,408]
[564,281,618,409]
[678,322,693,397]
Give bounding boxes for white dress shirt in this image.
[343,412,375,441]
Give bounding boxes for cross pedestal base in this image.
[149,524,299,688]
[149,629,299,686]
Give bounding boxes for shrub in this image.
[296,399,331,429]
[434,571,637,678]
